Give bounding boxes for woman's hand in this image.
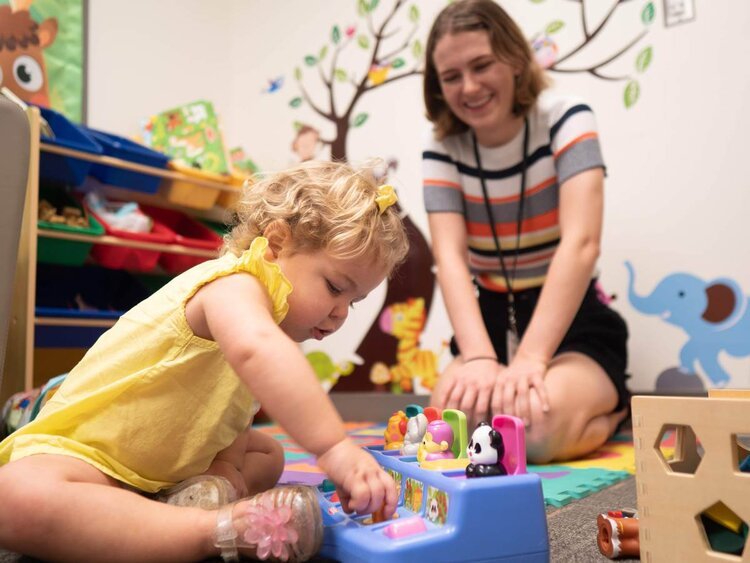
[435,357,504,428]
[316,439,398,518]
[205,459,249,499]
[491,353,550,426]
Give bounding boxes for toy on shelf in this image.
[632,389,750,561]
[596,510,640,559]
[466,422,507,478]
[315,409,548,562]
[144,100,229,174]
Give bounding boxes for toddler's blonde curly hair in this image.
[223,160,409,276]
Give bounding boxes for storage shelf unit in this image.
[2,107,228,401]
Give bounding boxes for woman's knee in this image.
[523,404,565,464]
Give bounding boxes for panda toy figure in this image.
[465,422,507,478]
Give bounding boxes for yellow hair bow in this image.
[375,184,398,214]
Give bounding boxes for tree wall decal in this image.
[289,0,424,161]
[530,0,656,108]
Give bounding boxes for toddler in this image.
[0,160,409,562]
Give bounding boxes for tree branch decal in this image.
[530,0,656,108]
[288,0,424,160]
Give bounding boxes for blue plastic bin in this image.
[37,106,103,187]
[86,128,170,193]
[34,263,150,348]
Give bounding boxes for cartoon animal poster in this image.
[0,0,86,122]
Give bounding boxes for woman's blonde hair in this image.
[223,160,409,276]
[424,0,549,140]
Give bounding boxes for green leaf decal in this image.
[294,67,302,81]
[635,46,653,73]
[392,58,405,69]
[624,81,640,108]
[319,45,328,60]
[334,68,348,82]
[293,120,304,131]
[546,20,564,34]
[642,2,655,25]
[304,55,317,66]
[412,39,423,59]
[358,35,370,49]
[409,4,420,22]
[289,97,303,108]
[370,0,380,11]
[352,112,369,127]
[357,0,368,16]
[332,25,341,44]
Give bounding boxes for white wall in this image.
[87,0,750,392]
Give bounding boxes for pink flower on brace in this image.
[242,494,299,561]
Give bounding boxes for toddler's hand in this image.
[317,439,398,519]
[205,459,248,499]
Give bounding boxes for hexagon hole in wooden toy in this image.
[655,424,703,475]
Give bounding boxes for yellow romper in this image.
[0,237,291,493]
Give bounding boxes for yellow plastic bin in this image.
[159,161,228,209]
[216,169,250,209]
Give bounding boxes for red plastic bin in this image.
[84,201,176,272]
[140,205,222,274]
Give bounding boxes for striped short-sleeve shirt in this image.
[422,91,605,292]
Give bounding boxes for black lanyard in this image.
[471,117,529,337]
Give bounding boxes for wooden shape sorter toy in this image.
[315,413,549,562]
[632,391,750,562]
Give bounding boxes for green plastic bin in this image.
[37,188,105,266]
[199,219,231,237]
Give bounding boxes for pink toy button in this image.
[383,516,427,539]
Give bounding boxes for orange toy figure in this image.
[384,410,407,450]
[597,511,640,559]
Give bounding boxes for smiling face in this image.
[274,246,387,343]
[432,30,522,146]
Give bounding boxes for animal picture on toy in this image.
[0,0,85,121]
[385,468,402,500]
[466,422,508,478]
[426,487,449,526]
[404,477,423,513]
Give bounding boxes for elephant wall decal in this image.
[625,261,750,386]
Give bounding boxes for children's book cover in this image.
[145,100,229,174]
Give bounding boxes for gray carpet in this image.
[0,476,638,562]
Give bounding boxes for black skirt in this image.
[450,279,630,412]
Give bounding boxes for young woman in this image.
[423,0,629,463]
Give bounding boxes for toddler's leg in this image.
[241,427,285,495]
[0,454,217,562]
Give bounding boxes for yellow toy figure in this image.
[384,410,407,450]
[417,420,455,464]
